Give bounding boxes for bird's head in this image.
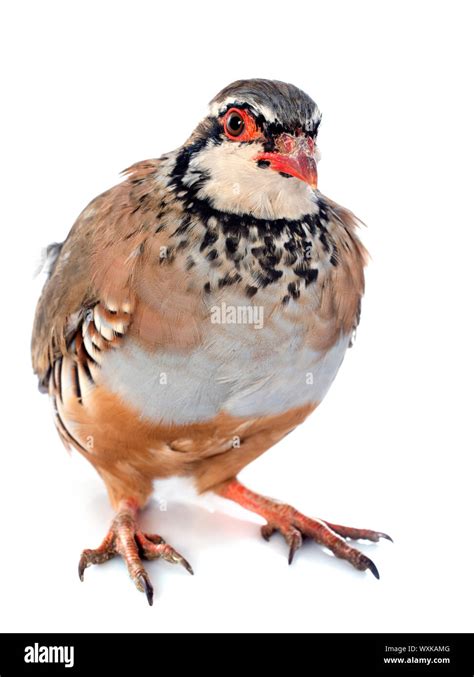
[172,79,321,220]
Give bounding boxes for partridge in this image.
[32,79,390,605]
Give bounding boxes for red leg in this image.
[78,499,193,605]
[216,479,391,577]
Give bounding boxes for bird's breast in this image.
[98,307,351,424]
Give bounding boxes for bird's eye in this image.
[222,107,261,142]
[225,111,245,137]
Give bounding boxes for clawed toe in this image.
[324,521,393,544]
[361,556,380,580]
[287,530,303,565]
[78,543,115,582]
[136,534,194,575]
[79,511,193,604]
[136,572,154,606]
[259,511,390,577]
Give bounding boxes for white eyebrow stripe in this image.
[209,97,275,122]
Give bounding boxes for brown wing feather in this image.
[31,159,162,386]
[324,195,368,335]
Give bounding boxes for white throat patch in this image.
[187,140,319,221]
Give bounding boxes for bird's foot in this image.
[218,479,391,578]
[78,500,193,605]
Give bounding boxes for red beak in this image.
[255,133,318,190]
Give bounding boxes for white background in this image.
[0,0,473,633]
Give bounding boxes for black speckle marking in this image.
[176,240,188,251]
[294,266,319,286]
[264,235,275,249]
[251,245,265,258]
[330,253,339,266]
[257,160,270,168]
[206,249,218,261]
[172,216,192,237]
[319,230,330,253]
[200,229,218,251]
[282,294,290,305]
[255,269,283,287]
[203,282,211,294]
[252,241,282,277]
[246,285,258,298]
[225,236,240,255]
[279,172,292,179]
[218,272,242,288]
[185,256,195,271]
[288,281,300,300]
[284,251,298,266]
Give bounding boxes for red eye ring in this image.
[222,107,261,142]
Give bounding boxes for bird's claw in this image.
[136,572,154,606]
[362,557,380,580]
[158,543,194,575]
[79,517,193,604]
[287,530,303,565]
[259,507,391,577]
[261,521,303,565]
